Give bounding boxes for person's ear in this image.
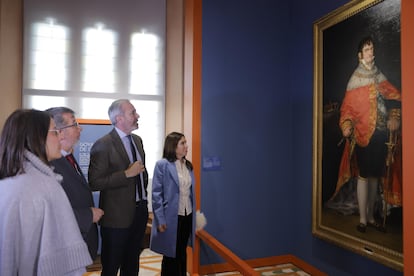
[115,114,122,124]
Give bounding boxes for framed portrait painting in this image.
[312,0,402,271]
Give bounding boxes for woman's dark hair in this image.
[162,131,193,171]
[0,109,51,179]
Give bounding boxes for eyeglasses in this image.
[48,129,61,136]
[58,122,80,130]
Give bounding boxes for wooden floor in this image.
[84,249,163,276]
[84,249,313,276]
[85,213,323,275]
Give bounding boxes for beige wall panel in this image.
[0,0,22,129]
[166,0,185,135]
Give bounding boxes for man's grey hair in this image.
[108,99,130,125]
[45,107,75,129]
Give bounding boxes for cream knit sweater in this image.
[0,150,92,275]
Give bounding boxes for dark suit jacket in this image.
[51,156,99,260]
[88,129,148,228]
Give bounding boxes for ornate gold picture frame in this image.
[312,0,402,271]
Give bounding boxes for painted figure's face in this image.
[359,42,375,65]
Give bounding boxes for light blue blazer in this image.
[150,158,196,257]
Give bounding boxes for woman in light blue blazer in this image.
[150,132,196,276]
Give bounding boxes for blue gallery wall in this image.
[200,0,294,263]
[199,1,402,275]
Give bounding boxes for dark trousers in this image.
[356,129,388,178]
[161,214,192,276]
[101,201,149,276]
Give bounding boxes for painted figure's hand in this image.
[388,118,400,131]
[342,126,353,138]
[341,120,353,138]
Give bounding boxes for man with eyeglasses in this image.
[46,107,104,261]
